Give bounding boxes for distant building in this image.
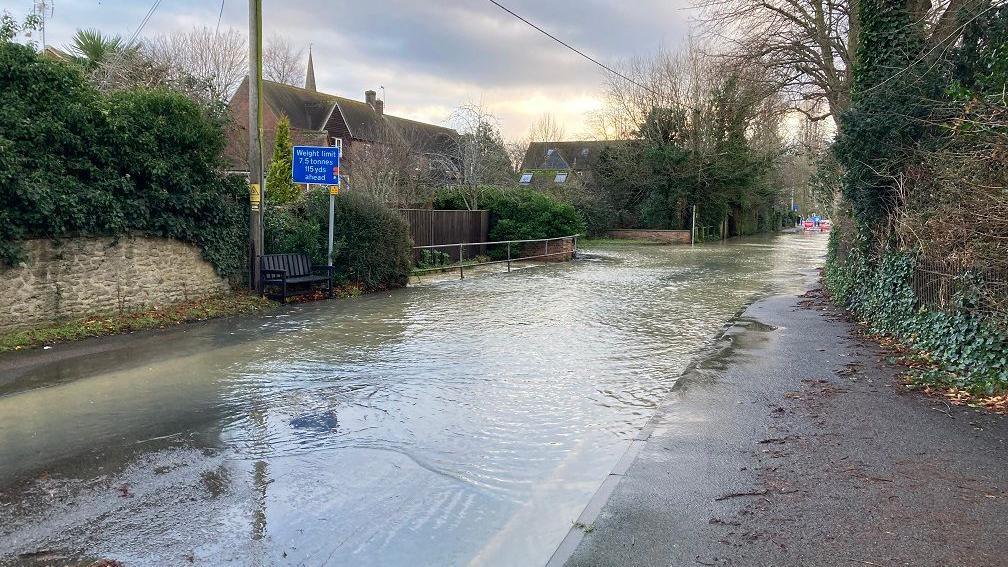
[518,140,624,186]
[225,54,458,175]
[41,45,74,62]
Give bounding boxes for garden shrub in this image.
[0,41,248,279]
[434,186,585,241]
[265,190,412,291]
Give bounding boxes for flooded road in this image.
[0,233,826,566]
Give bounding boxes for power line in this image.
[124,0,162,49]
[98,0,163,88]
[214,0,225,38]
[485,0,658,96]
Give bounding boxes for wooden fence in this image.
[398,209,489,261]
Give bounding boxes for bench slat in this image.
[260,253,313,277]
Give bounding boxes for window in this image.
[554,172,568,184]
[519,172,534,185]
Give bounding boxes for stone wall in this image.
[607,229,692,244]
[0,236,231,334]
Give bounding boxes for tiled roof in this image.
[521,140,625,172]
[254,78,457,149]
[258,79,338,131]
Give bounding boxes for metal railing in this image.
[912,258,1007,317]
[832,242,1006,318]
[412,235,580,280]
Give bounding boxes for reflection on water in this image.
[0,234,826,566]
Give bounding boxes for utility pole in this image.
[247,0,264,291]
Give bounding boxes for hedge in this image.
[0,41,247,279]
[434,186,585,241]
[265,190,413,291]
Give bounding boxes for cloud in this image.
[32,0,696,138]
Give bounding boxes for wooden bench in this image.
[259,254,333,302]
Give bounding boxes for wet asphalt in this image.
[560,275,1008,567]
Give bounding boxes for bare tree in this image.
[348,120,439,208]
[603,45,783,155]
[144,26,246,103]
[527,113,566,144]
[591,45,791,230]
[505,136,528,173]
[696,0,984,123]
[263,34,305,86]
[428,103,513,210]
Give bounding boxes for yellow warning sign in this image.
[249,183,261,210]
[329,185,339,196]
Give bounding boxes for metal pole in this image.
[247,0,264,291]
[691,204,697,246]
[334,138,346,266]
[327,192,335,267]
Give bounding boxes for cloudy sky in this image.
[8,0,697,138]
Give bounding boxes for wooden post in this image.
[459,243,464,280]
[247,0,264,291]
[507,242,511,272]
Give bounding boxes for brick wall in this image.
[519,238,576,262]
[0,236,231,334]
[607,229,691,244]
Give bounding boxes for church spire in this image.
[305,45,316,92]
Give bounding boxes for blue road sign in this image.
[292,146,341,185]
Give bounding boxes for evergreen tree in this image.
[265,116,301,205]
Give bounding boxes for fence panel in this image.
[399,209,489,262]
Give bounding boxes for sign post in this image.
[292,144,341,267]
[691,204,697,246]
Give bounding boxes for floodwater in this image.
[0,233,826,566]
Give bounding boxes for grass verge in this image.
[0,293,276,352]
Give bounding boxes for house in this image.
[42,45,74,62]
[225,52,459,176]
[518,140,624,186]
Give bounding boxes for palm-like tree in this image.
[67,28,130,70]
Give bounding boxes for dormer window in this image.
[519,172,534,185]
[554,172,568,184]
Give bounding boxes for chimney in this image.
[374,99,384,115]
[365,90,377,107]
